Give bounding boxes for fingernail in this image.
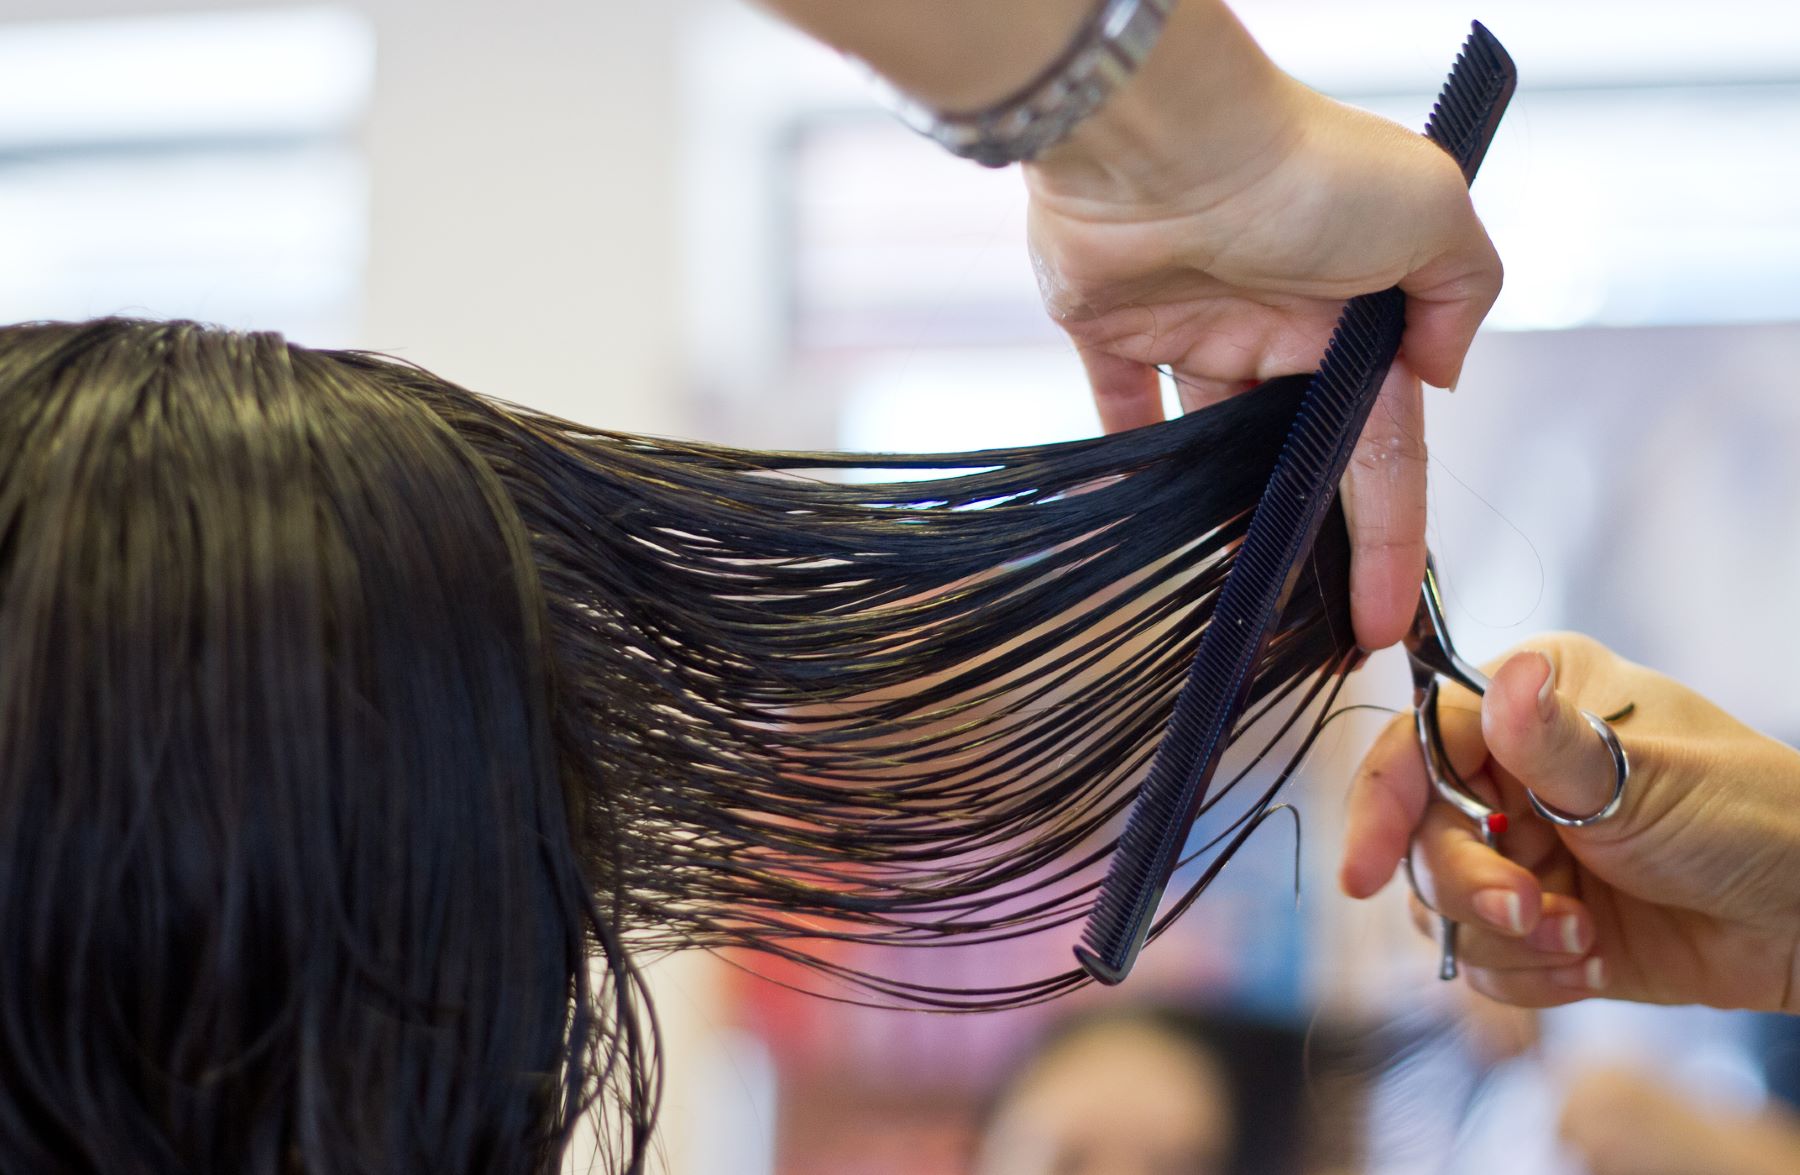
[1472,888,1525,935]
[1527,914,1586,954]
[1533,652,1558,722]
[1551,956,1608,992]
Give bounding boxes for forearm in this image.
[755,0,1298,192]
[757,0,1091,110]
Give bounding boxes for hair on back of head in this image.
[0,317,1355,1171]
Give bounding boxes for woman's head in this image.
[0,319,639,1173]
[977,1014,1237,1175]
[972,1007,1337,1175]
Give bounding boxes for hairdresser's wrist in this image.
[760,0,1095,113]
[1026,0,1305,207]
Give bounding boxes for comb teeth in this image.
[1076,21,1516,986]
[1075,290,1406,982]
[1425,22,1517,182]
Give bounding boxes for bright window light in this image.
[836,350,1100,458]
[0,6,374,152]
[1237,0,1800,95]
[0,6,374,345]
[0,147,366,342]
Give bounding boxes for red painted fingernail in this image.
[1484,812,1509,837]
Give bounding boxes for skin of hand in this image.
[1025,1,1502,649]
[1340,632,1800,1013]
[1559,1066,1800,1175]
[760,0,1502,650]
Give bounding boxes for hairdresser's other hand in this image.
[1025,3,1500,649]
[1559,1066,1800,1175]
[1340,632,1800,1014]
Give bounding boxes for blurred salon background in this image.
[5,1,1799,1172]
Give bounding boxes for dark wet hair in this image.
[0,318,1354,1171]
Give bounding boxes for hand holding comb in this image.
[1076,21,1518,985]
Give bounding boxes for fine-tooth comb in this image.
[1075,21,1518,985]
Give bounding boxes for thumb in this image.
[1481,650,1630,835]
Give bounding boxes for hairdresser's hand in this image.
[1340,632,1800,1013]
[1560,1066,1800,1175]
[762,0,1499,647]
[1025,5,1500,650]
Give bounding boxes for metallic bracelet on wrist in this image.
[883,0,1174,169]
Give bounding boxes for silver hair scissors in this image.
[1403,554,1631,980]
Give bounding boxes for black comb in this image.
[1075,22,1517,985]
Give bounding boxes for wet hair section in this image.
[386,339,1355,1009]
[0,318,1355,1172]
